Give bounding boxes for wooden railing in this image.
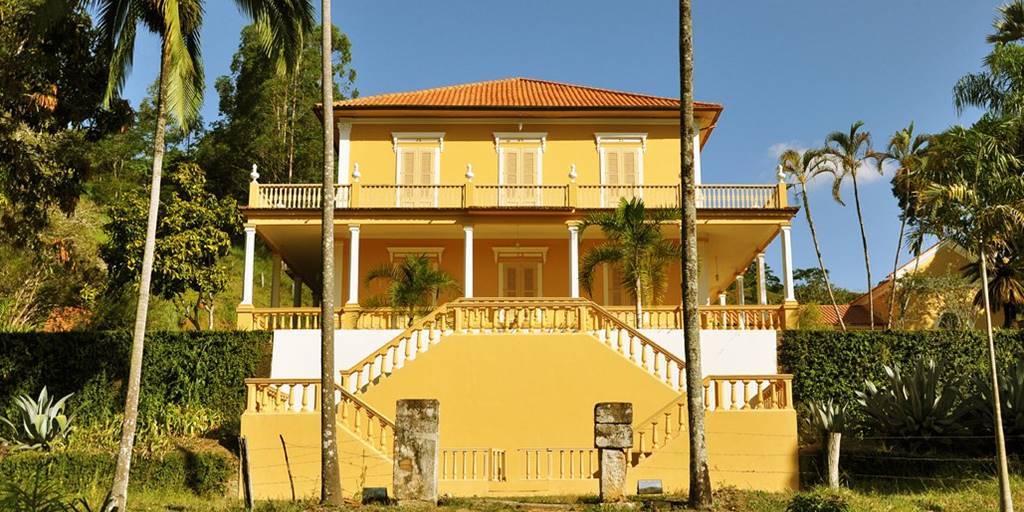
[703,374,793,411]
[243,378,395,456]
[698,305,783,330]
[251,307,339,330]
[247,182,787,210]
[518,448,598,480]
[441,448,507,482]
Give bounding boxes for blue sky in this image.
[117,1,1002,292]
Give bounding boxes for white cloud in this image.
[766,141,897,194]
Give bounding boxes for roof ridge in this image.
[511,77,682,102]
[345,77,524,101]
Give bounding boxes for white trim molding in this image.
[594,132,648,153]
[387,247,445,263]
[491,246,549,263]
[391,132,445,153]
[493,132,547,153]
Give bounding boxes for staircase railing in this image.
[704,374,793,411]
[243,378,395,458]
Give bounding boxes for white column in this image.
[292,275,303,307]
[718,293,727,306]
[692,132,703,185]
[781,226,796,302]
[270,253,282,307]
[336,121,351,184]
[735,275,745,306]
[756,252,768,305]
[463,226,474,298]
[568,224,580,298]
[241,226,256,305]
[347,225,360,305]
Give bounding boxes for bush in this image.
[779,329,1024,417]
[0,449,234,497]
[0,331,271,434]
[786,489,850,512]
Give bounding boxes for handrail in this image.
[702,374,793,411]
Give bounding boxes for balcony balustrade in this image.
[248,181,787,210]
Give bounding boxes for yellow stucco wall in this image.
[240,331,798,499]
[347,123,681,186]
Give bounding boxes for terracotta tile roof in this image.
[333,77,721,111]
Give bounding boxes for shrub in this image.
[778,329,1024,424]
[971,354,1024,439]
[856,358,970,445]
[786,489,850,512]
[0,388,73,451]
[0,331,271,436]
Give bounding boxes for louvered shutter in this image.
[419,151,433,185]
[622,149,638,185]
[605,149,620,185]
[522,266,537,297]
[400,150,416,184]
[504,266,518,297]
[503,151,518,185]
[521,150,536,185]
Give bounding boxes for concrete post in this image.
[594,402,633,502]
[241,226,256,305]
[347,224,360,305]
[568,222,580,298]
[781,225,796,302]
[393,399,440,505]
[756,252,767,305]
[464,226,474,298]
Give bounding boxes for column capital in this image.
[756,252,766,260]
[463,225,474,233]
[566,220,582,231]
[244,225,256,234]
[348,224,361,233]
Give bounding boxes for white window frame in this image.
[494,132,546,207]
[595,133,647,207]
[493,246,547,297]
[387,247,445,264]
[392,132,444,207]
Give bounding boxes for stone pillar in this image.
[241,226,256,305]
[756,252,767,305]
[347,224,360,305]
[393,399,440,505]
[568,222,581,298]
[781,225,796,302]
[735,275,745,306]
[270,253,282,307]
[595,402,632,502]
[464,226,474,298]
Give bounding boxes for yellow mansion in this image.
[236,78,801,500]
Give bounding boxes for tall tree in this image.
[318,0,343,505]
[779,148,846,330]
[824,121,880,329]
[679,0,711,507]
[81,0,313,507]
[917,119,1020,512]
[578,198,679,328]
[882,124,930,329]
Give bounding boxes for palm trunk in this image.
[979,246,1015,512]
[899,231,924,322]
[319,1,343,505]
[109,36,171,510]
[801,184,845,331]
[680,1,712,508]
[826,431,841,489]
[886,213,907,329]
[634,276,643,329]
[851,173,874,329]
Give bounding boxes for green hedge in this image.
[0,331,272,424]
[0,449,234,496]
[778,329,1024,407]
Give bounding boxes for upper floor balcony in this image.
[246,181,789,211]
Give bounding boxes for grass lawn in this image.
[108,476,1024,511]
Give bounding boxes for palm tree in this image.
[962,241,1024,328]
[680,0,711,507]
[365,254,460,326]
[988,0,1024,44]
[84,1,312,507]
[317,0,343,504]
[824,121,880,329]
[578,198,679,329]
[917,119,1021,512]
[882,124,930,329]
[779,149,846,331]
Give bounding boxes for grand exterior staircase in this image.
[340,298,687,394]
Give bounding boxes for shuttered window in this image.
[602,146,641,205]
[501,147,540,206]
[397,147,436,206]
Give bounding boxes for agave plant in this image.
[972,355,1024,438]
[0,387,74,451]
[856,359,970,445]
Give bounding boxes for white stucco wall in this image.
[640,329,778,377]
[271,328,778,379]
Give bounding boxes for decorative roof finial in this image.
[568,164,577,183]
[250,163,259,182]
[775,163,786,183]
[465,164,474,182]
[352,163,361,183]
